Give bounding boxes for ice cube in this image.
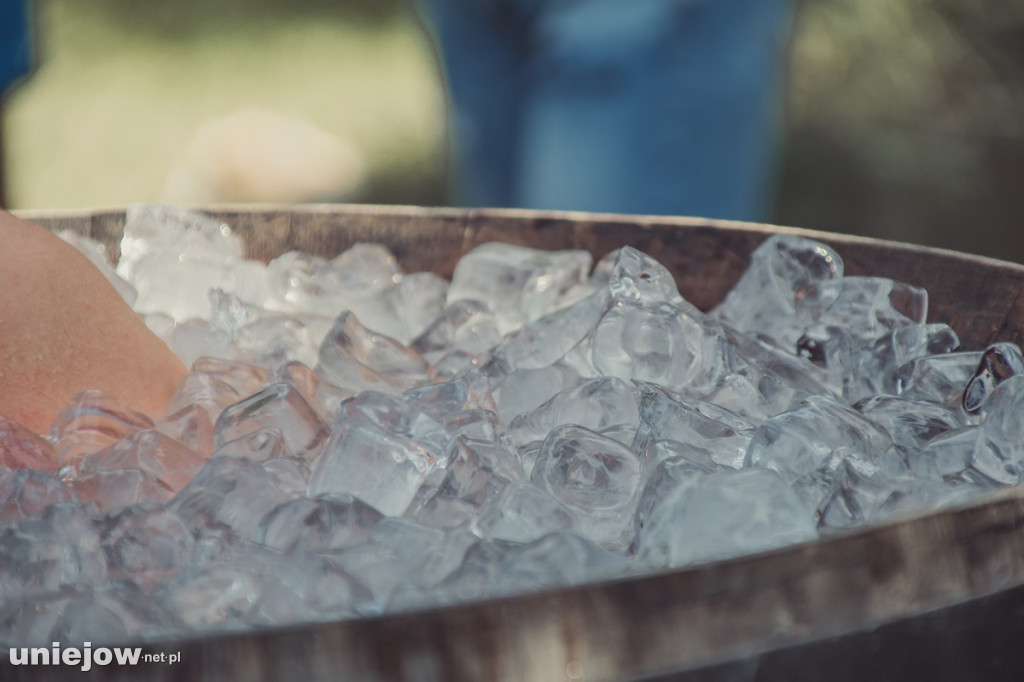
[251,551,374,625]
[495,363,582,425]
[635,468,817,567]
[332,518,473,605]
[51,390,155,466]
[190,357,272,400]
[410,436,524,528]
[745,396,900,518]
[264,244,402,335]
[530,425,644,552]
[390,271,449,343]
[633,384,754,469]
[158,562,265,629]
[118,204,250,321]
[308,392,449,516]
[209,289,319,368]
[440,409,512,444]
[261,457,311,497]
[157,404,216,458]
[913,426,979,482]
[896,351,983,412]
[165,369,243,420]
[402,376,486,422]
[0,504,107,596]
[78,429,206,494]
[510,377,640,446]
[855,396,964,461]
[962,343,1024,414]
[214,428,286,463]
[588,303,712,390]
[0,468,76,523]
[711,235,843,348]
[275,361,347,423]
[70,468,170,514]
[51,581,183,645]
[448,242,593,335]
[495,289,610,372]
[309,424,439,518]
[214,383,329,461]
[471,481,579,543]
[97,505,193,589]
[972,374,1024,484]
[436,532,629,603]
[410,300,503,377]
[817,460,964,529]
[170,456,294,540]
[0,586,84,648]
[256,494,384,553]
[316,311,433,394]
[632,456,713,560]
[0,416,59,472]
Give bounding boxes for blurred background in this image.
[3,0,1024,261]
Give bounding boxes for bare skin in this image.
[0,210,187,433]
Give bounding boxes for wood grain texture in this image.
[8,204,1024,681]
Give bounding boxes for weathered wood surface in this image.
[7,204,1024,681]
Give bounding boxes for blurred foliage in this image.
[5,0,1024,262]
[73,0,408,39]
[4,0,446,210]
[778,0,1024,260]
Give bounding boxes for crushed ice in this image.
[2,204,1021,646]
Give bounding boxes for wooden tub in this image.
[7,204,1024,682]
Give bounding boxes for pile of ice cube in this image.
[2,204,1022,647]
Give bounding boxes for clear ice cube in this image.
[0,468,76,523]
[51,390,155,466]
[436,532,629,603]
[973,374,1024,484]
[70,468,170,514]
[410,300,503,377]
[256,494,384,553]
[634,468,817,567]
[97,505,194,589]
[0,416,59,472]
[632,384,754,469]
[214,383,329,461]
[118,204,252,321]
[307,392,449,516]
[51,581,183,645]
[745,396,900,518]
[510,377,640,446]
[447,242,593,335]
[316,311,433,394]
[390,271,449,343]
[530,425,644,552]
[170,456,294,540]
[962,343,1024,414]
[78,429,207,494]
[711,234,843,348]
[471,481,579,543]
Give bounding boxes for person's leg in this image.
[414,0,534,208]
[518,0,794,220]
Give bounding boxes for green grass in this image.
[7,0,1024,262]
[4,0,446,209]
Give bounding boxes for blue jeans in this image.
[416,0,793,220]
[0,0,31,96]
